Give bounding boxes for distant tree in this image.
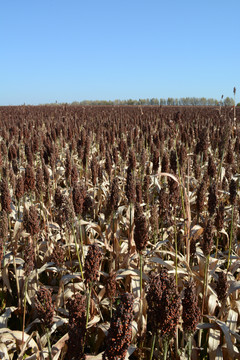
[150,98,159,105]
[160,98,166,105]
[167,97,174,105]
[224,97,235,106]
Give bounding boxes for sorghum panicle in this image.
[208,182,217,216]
[182,280,201,335]
[134,203,148,252]
[1,179,12,214]
[91,155,98,186]
[0,210,8,240]
[108,177,119,214]
[103,293,134,360]
[51,243,65,268]
[229,179,237,205]
[152,148,160,173]
[215,202,225,231]
[72,185,85,216]
[207,155,216,178]
[84,244,102,285]
[146,269,181,339]
[35,167,44,197]
[216,272,228,303]
[201,219,213,256]
[24,241,35,277]
[196,181,206,215]
[66,293,86,360]
[35,287,54,329]
[126,168,136,204]
[24,165,35,193]
[23,206,40,237]
[71,163,79,186]
[170,150,177,174]
[161,152,169,173]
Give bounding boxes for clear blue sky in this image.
[1,0,239,105]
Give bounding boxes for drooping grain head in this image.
[35,287,54,329]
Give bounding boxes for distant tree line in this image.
[44,97,238,107]
[69,97,236,106]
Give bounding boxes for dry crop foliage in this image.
[0,104,240,359]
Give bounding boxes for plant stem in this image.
[174,217,178,286]
[86,283,92,329]
[150,333,156,360]
[78,216,84,266]
[163,338,169,360]
[140,252,143,298]
[72,223,84,280]
[202,254,210,315]
[187,335,192,360]
[227,204,234,271]
[46,328,52,360]
[22,278,28,344]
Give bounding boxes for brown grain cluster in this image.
[84,244,102,285]
[103,293,133,360]
[35,287,54,329]
[146,269,181,339]
[66,293,86,360]
[182,280,201,335]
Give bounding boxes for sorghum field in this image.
[1,105,240,360]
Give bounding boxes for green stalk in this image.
[84,282,92,349]
[187,335,192,360]
[227,204,234,271]
[72,223,84,281]
[150,333,156,360]
[46,328,52,360]
[163,338,169,360]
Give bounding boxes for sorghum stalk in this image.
[72,223,84,281]
[174,217,178,286]
[227,204,234,270]
[8,215,21,309]
[187,335,192,360]
[140,252,143,298]
[176,147,186,236]
[22,278,28,344]
[150,333,156,360]
[202,254,210,314]
[163,338,169,360]
[86,283,92,329]
[46,328,52,360]
[217,150,225,186]
[78,216,84,266]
